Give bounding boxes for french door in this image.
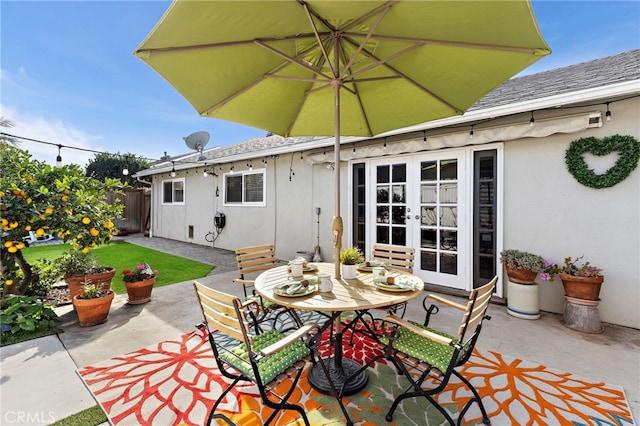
[368,151,468,289]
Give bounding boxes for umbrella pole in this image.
[332,80,342,279]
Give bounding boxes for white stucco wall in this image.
[503,98,640,329]
[148,97,639,329]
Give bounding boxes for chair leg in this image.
[453,370,491,425]
[207,376,242,426]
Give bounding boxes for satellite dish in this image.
[183,131,210,161]
[183,131,210,151]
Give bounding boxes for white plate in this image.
[356,262,386,272]
[273,284,317,297]
[374,281,414,292]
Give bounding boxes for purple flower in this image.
[137,264,145,271]
[539,272,551,281]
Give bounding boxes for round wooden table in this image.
[255,262,424,395]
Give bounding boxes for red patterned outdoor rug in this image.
[78,317,635,426]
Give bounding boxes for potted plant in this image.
[541,256,604,301]
[73,281,114,327]
[339,247,364,280]
[58,250,116,302]
[500,249,544,284]
[122,263,158,305]
[500,249,544,320]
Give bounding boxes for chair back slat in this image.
[194,281,251,343]
[457,277,497,340]
[235,244,278,277]
[372,244,415,273]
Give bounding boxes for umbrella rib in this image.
[254,40,332,82]
[340,1,394,80]
[301,1,337,78]
[336,41,374,136]
[343,32,548,55]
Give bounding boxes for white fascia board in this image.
[391,80,640,135]
[135,80,639,178]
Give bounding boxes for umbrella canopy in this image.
[135,0,550,277]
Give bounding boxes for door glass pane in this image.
[479,256,494,280]
[376,206,389,223]
[479,157,494,178]
[421,184,436,203]
[441,207,457,227]
[377,186,389,203]
[479,206,494,228]
[376,226,389,244]
[440,159,457,180]
[441,230,457,251]
[391,227,406,245]
[479,181,494,204]
[440,183,457,203]
[392,185,405,203]
[440,253,457,274]
[377,165,389,183]
[421,161,436,181]
[479,232,494,254]
[421,251,436,272]
[421,206,436,226]
[391,206,406,224]
[392,164,406,182]
[421,229,436,249]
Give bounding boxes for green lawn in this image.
[23,242,214,294]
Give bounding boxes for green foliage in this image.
[0,144,125,295]
[77,282,111,299]
[565,134,640,189]
[25,258,62,297]
[499,249,544,271]
[0,294,57,334]
[85,152,151,188]
[339,246,365,265]
[56,250,109,277]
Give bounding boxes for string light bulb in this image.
[203,169,208,177]
[230,163,234,174]
[605,102,611,121]
[249,160,253,171]
[55,144,63,167]
[170,161,176,178]
[423,131,427,142]
[383,138,387,151]
[529,111,535,127]
[469,126,474,139]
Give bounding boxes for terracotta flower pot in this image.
[65,268,116,301]
[125,277,156,305]
[505,266,538,284]
[73,291,114,327]
[559,273,604,301]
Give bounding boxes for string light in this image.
[55,144,62,167]
[469,125,474,139]
[423,131,427,142]
[249,160,253,171]
[170,161,176,177]
[529,111,535,127]
[230,163,234,174]
[203,169,208,177]
[383,138,387,151]
[605,102,612,121]
[352,143,356,153]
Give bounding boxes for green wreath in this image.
[565,134,640,189]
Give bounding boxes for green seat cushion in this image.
[380,321,459,373]
[220,329,310,384]
[246,294,281,310]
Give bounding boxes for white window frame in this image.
[223,169,266,207]
[162,177,185,205]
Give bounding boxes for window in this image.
[162,178,185,204]
[224,169,265,206]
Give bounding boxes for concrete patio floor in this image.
[1,234,638,425]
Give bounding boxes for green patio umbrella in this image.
[134,0,550,278]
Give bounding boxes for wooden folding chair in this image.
[193,281,351,426]
[348,244,416,343]
[233,244,292,328]
[375,277,498,425]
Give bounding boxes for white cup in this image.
[290,260,303,277]
[372,266,387,281]
[318,273,333,292]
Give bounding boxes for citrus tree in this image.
[0,144,125,295]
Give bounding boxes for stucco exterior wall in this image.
[503,98,640,329]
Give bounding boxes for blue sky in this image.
[2,1,639,166]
